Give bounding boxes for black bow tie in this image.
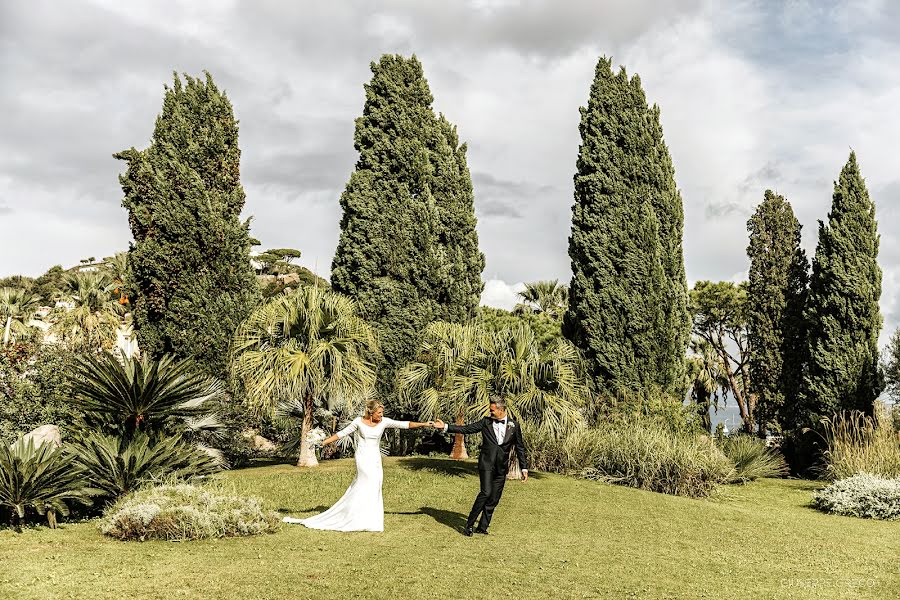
[492,418,506,424]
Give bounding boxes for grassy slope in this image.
[1,457,897,600]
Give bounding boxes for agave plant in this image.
[68,431,221,499]
[0,437,96,531]
[68,352,224,441]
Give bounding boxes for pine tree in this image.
[746,191,809,434]
[563,57,689,396]
[802,152,883,424]
[330,55,484,398]
[116,72,259,380]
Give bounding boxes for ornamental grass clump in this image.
[99,482,280,541]
[578,420,734,498]
[812,473,900,520]
[820,409,900,480]
[719,434,789,483]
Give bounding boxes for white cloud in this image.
[2,0,900,346]
[480,279,525,310]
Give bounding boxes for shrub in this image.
[0,437,95,530]
[99,482,280,541]
[578,420,734,498]
[525,418,733,498]
[812,473,900,520]
[719,434,788,482]
[820,409,900,480]
[69,432,221,500]
[0,343,80,445]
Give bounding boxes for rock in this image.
[251,435,277,452]
[23,424,61,449]
[241,429,277,452]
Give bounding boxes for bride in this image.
[283,400,434,532]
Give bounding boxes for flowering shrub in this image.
[99,482,280,541]
[812,473,900,520]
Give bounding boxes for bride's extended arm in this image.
[321,418,360,446]
[381,417,433,430]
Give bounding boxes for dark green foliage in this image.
[0,275,35,292]
[330,55,484,399]
[66,353,225,500]
[802,153,883,425]
[68,352,224,442]
[563,57,689,398]
[0,342,79,445]
[33,265,65,304]
[116,72,259,380]
[476,306,562,350]
[882,328,900,404]
[0,437,95,531]
[746,191,809,434]
[68,432,220,500]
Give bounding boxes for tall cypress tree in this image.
[746,190,809,434]
[116,72,259,380]
[802,152,883,424]
[563,57,689,397]
[331,55,484,398]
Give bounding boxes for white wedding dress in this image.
[284,416,410,532]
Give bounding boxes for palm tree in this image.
[52,270,124,351]
[0,287,41,344]
[398,322,490,459]
[399,322,588,466]
[103,251,130,306]
[487,325,587,435]
[515,280,568,318]
[231,286,378,467]
[485,325,587,477]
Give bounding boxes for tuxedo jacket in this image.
[447,416,528,475]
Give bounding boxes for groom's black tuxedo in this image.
[447,416,528,532]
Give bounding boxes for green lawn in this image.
[1,457,898,599]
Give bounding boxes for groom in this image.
[434,396,528,536]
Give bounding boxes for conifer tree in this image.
[563,57,689,396]
[802,152,883,424]
[331,55,484,398]
[746,191,809,434]
[116,72,259,380]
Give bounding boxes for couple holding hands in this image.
[283,396,528,536]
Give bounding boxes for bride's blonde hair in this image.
[363,400,384,419]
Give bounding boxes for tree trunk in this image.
[506,449,522,480]
[716,347,752,432]
[47,509,57,529]
[3,316,11,345]
[449,410,468,460]
[296,394,319,467]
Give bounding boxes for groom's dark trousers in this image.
[446,416,528,531]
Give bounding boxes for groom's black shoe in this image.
[462,527,474,537]
[474,528,489,535]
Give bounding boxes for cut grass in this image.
[1,457,898,599]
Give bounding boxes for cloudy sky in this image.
[2,0,899,342]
